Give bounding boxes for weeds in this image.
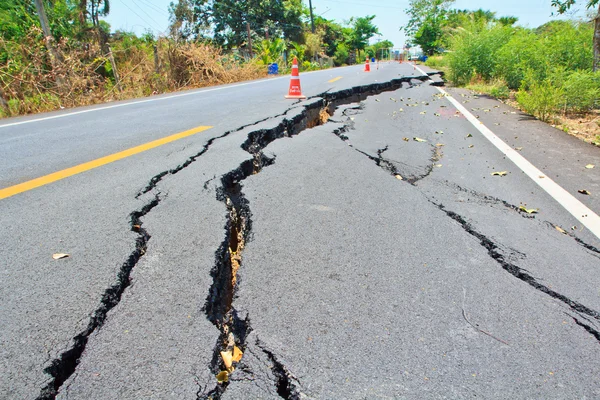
[0,29,268,118]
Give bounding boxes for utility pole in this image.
[33,0,64,89]
[247,21,253,58]
[308,0,315,33]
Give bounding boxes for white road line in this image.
[0,64,370,130]
[0,76,287,129]
[414,64,600,240]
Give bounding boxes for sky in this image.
[104,0,590,49]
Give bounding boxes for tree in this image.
[552,0,600,71]
[402,0,455,55]
[313,16,345,57]
[346,15,379,57]
[169,0,209,41]
[370,39,394,59]
[192,0,305,49]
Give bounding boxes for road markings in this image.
[328,76,343,83]
[413,64,600,240]
[0,125,212,200]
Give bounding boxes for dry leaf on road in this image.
[519,206,539,214]
[216,371,229,383]
[491,171,508,177]
[221,351,233,370]
[232,346,243,362]
[52,253,70,260]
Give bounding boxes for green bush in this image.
[561,70,600,112]
[495,29,549,89]
[490,83,510,100]
[516,73,563,122]
[447,23,513,84]
[424,55,448,69]
[333,43,349,66]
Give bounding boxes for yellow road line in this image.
[328,76,343,83]
[0,125,213,200]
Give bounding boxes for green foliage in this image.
[516,72,564,122]
[403,0,455,54]
[489,83,510,99]
[446,22,512,84]
[551,0,599,14]
[561,70,600,112]
[255,38,285,65]
[333,43,349,65]
[314,16,345,57]
[424,54,448,69]
[346,15,379,53]
[192,0,305,48]
[288,41,306,62]
[445,16,598,116]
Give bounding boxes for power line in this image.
[135,0,170,18]
[319,0,404,9]
[117,0,164,33]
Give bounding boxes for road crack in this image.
[199,73,444,398]
[37,194,162,400]
[36,72,444,399]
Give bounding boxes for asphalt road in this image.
[1,62,599,399]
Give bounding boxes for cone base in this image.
[285,94,307,99]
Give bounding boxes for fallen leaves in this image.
[217,345,244,383]
[403,137,410,142]
[490,171,508,177]
[216,371,229,383]
[52,253,69,260]
[519,206,539,214]
[221,350,233,370]
[232,346,243,362]
[578,189,591,195]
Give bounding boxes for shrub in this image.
[516,73,563,122]
[424,55,448,69]
[560,70,600,112]
[447,23,513,85]
[490,83,510,100]
[333,43,349,66]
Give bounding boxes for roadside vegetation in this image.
[407,0,600,145]
[0,0,388,118]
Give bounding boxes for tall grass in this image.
[443,18,598,120]
[0,29,266,118]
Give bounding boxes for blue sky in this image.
[104,0,590,48]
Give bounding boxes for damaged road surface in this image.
[1,62,600,399]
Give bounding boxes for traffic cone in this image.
[364,57,370,72]
[285,57,306,99]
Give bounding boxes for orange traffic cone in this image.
[364,57,370,72]
[285,57,306,99]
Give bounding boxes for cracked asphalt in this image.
[1,62,600,399]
